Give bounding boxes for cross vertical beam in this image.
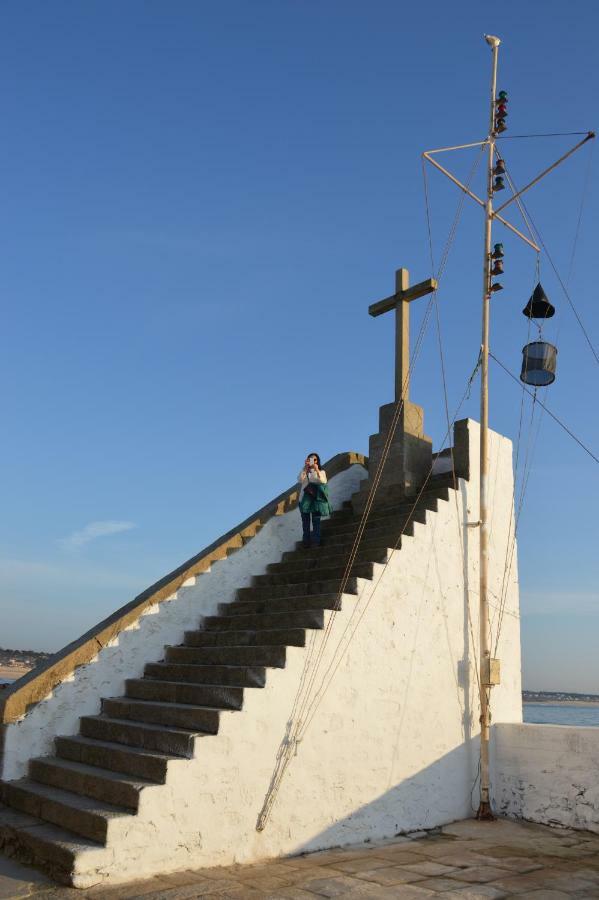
[369,268,437,403]
[395,268,410,403]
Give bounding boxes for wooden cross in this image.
[369,268,437,403]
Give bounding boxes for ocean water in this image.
[524,703,599,727]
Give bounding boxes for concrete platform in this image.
[1,817,599,898]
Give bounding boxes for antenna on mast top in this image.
[484,34,501,48]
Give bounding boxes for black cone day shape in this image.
[523,282,555,319]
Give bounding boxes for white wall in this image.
[0,464,368,783]
[494,722,599,834]
[59,419,523,887]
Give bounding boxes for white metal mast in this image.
[477,32,501,821]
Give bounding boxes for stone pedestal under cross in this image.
[353,268,437,511]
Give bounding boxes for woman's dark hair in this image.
[307,452,322,467]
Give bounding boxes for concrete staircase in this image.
[0,473,457,884]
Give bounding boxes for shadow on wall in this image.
[254,476,480,853]
[292,739,481,855]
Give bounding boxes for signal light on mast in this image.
[494,90,508,133]
[490,260,504,276]
[493,159,506,175]
[490,282,503,293]
[493,176,505,191]
[492,243,504,259]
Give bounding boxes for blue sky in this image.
[0,1,597,691]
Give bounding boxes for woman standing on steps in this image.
[297,453,332,549]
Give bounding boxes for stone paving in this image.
[2,818,599,899]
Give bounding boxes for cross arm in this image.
[494,131,595,215]
[369,277,438,318]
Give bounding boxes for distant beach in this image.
[0,665,30,684]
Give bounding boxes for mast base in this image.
[476,801,495,821]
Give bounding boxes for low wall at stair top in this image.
[0,456,368,782]
[493,723,599,834]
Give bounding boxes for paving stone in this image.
[452,865,512,883]
[490,870,561,893]
[234,871,296,891]
[158,870,211,887]
[0,878,34,899]
[442,887,508,899]
[400,861,460,877]
[415,876,473,891]
[330,856,400,874]
[302,874,372,896]
[0,855,55,899]
[474,844,542,860]
[469,856,542,874]
[544,872,599,892]
[359,849,429,865]
[86,877,176,898]
[433,852,494,869]
[351,866,427,885]
[513,892,570,900]
[289,848,378,867]
[300,874,430,897]
[261,889,322,900]
[128,880,259,898]
[344,886,435,899]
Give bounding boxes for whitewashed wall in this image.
[0,464,368,783]
[493,722,599,834]
[56,418,523,887]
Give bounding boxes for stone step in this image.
[80,715,199,758]
[251,561,374,587]
[203,609,325,633]
[352,480,453,509]
[29,756,151,811]
[184,627,306,648]
[291,531,407,554]
[220,594,340,617]
[101,698,224,733]
[125,678,244,710]
[55,735,173,784]
[0,801,103,885]
[320,506,427,537]
[0,778,130,844]
[235,577,358,602]
[165,643,287,669]
[309,524,412,549]
[144,661,266,687]
[276,546,390,573]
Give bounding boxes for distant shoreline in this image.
[0,665,30,683]
[524,699,599,707]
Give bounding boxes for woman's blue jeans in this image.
[301,511,321,545]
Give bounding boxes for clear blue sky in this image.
[1,1,597,692]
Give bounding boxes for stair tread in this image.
[83,714,203,736]
[5,778,132,818]
[128,678,242,689]
[173,642,289,649]
[229,593,339,604]
[106,698,229,713]
[32,756,157,787]
[58,734,176,761]
[0,800,103,851]
[150,662,264,670]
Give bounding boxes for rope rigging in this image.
[256,159,483,832]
